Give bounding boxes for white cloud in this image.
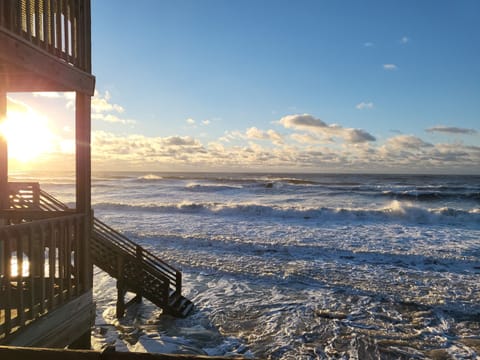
[383,64,398,70]
[246,127,265,140]
[92,90,124,114]
[10,92,479,173]
[86,129,480,172]
[426,126,477,135]
[163,136,198,146]
[290,133,321,144]
[186,118,196,125]
[355,102,374,110]
[92,113,136,125]
[278,114,328,131]
[346,129,376,143]
[245,127,284,145]
[277,114,376,144]
[384,135,433,150]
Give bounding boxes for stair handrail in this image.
[93,218,181,291]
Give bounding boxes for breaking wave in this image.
[93,200,480,226]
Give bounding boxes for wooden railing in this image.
[0,213,86,341]
[93,218,183,301]
[4,182,193,318]
[91,218,193,318]
[0,0,91,72]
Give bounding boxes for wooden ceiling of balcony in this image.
[0,28,95,95]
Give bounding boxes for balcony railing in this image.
[0,0,91,72]
[0,182,88,342]
[0,213,87,341]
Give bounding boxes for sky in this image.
[5,0,480,174]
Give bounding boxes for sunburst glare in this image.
[0,106,56,163]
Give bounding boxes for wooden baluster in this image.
[48,221,55,310]
[7,2,18,31]
[58,219,64,303]
[65,217,72,300]
[62,0,69,61]
[73,217,80,295]
[55,0,61,56]
[16,228,25,327]
[25,0,33,41]
[48,0,55,54]
[28,225,36,320]
[71,0,78,65]
[39,222,46,314]
[34,0,41,45]
[42,0,49,51]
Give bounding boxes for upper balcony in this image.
[0,0,95,95]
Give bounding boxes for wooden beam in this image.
[0,72,78,93]
[0,29,95,95]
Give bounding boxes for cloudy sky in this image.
[7,0,480,173]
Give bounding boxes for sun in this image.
[0,107,56,163]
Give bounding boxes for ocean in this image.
[11,171,480,359]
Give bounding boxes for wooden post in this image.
[0,84,7,212]
[135,246,143,303]
[75,91,92,292]
[0,82,7,276]
[116,256,125,318]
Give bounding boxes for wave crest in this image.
[93,200,479,226]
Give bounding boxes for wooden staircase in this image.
[91,218,194,318]
[8,183,194,318]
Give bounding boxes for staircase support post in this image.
[135,246,143,303]
[116,256,125,318]
[116,281,125,319]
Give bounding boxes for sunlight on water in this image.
[9,253,30,277]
